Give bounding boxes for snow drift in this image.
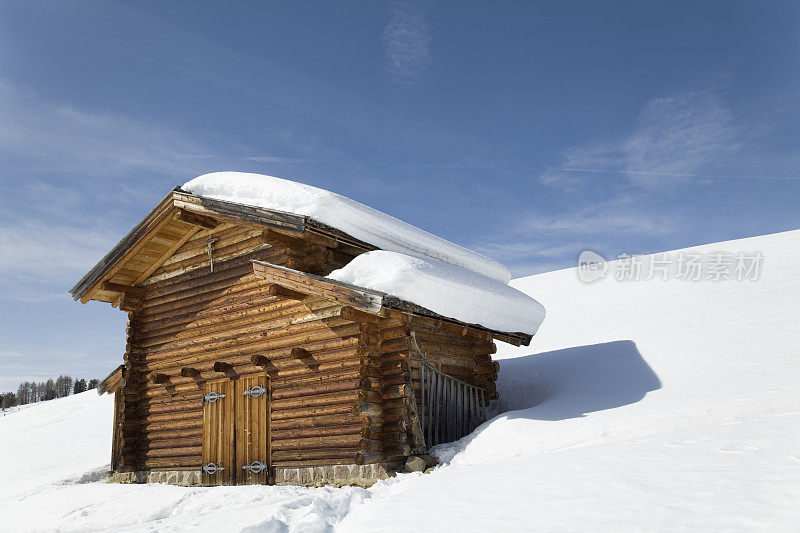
[183,172,510,283]
[3,229,799,531]
[328,250,545,335]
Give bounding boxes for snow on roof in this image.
[183,172,511,283]
[327,251,546,335]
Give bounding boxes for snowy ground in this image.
[2,230,799,532]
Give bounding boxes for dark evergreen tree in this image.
[43,379,56,401]
[1,392,16,409]
[87,378,100,390]
[74,378,87,394]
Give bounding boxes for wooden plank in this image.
[97,365,126,395]
[235,374,269,485]
[252,261,383,314]
[132,226,200,286]
[70,190,177,301]
[201,379,234,486]
[174,209,219,230]
[172,192,305,234]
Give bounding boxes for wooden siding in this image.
[115,222,365,475]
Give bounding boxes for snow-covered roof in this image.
[328,251,546,336]
[183,172,511,283]
[184,172,546,338]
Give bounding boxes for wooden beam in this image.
[131,226,200,286]
[100,281,142,295]
[78,204,178,303]
[267,284,307,301]
[252,260,383,313]
[291,347,311,359]
[148,372,169,384]
[340,306,387,324]
[212,361,233,373]
[172,191,306,234]
[173,209,218,229]
[179,367,200,378]
[250,355,268,366]
[259,229,306,249]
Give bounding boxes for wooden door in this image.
[201,379,235,486]
[235,375,270,485]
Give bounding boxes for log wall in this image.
[110,219,499,480]
[116,222,365,473]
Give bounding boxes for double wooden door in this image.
[201,375,269,486]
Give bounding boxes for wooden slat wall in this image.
[201,379,234,486]
[116,222,365,474]
[235,375,269,485]
[371,313,499,454]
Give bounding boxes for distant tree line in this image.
[1,376,100,409]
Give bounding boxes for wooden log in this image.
[139,299,344,346]
[353,401,381,418]
[179,367,200,378]
[147,372,169,384]
[291,347,311,359]
[359,438,383,452]
[142,311,345,356]
[272,459,352,468]
[174,209,218,229]
[142,321,359,364]
[270,402,356,421]
[271,379,360,400]
[259,228,307,249]
[142,336,360,373]
[142,445,202,459]
[271,448,358,462]
[250,354,268,366]
[101,281,142,295]
[340,306,385,324]
[271,413,360,431]
[138,436,201,451]
[354,451,384,465]
[142,457,202,469]
[267,284,308,301]
[271,390,360,411]
[212,361,233,373]
[271,434,362,451]
[270,424,363,441]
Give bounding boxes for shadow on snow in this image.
[490,340,661,421]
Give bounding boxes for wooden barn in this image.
[72,174,540,487]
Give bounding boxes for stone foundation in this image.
[273,462,399,488]
[109,470,201,486]
[107,463,398,488]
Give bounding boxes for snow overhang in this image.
[251,260,533,346]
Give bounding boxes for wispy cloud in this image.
[382,1,433,85]
[0,80,214,177]
[0,221,114,289]
[243,156,318,164]
[473,194,685,276]
[540,89,740,190]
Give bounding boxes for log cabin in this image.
[73,172,543,487]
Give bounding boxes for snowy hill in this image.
[3,230,799,531]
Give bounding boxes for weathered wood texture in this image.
[118,222,364,473]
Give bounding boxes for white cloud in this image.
[541,89,739,190]
[472,194,684,277]
[0,80,215,177]
[0,221,114,288]
[382,1,433,85]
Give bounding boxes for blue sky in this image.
[0,1,798,391]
